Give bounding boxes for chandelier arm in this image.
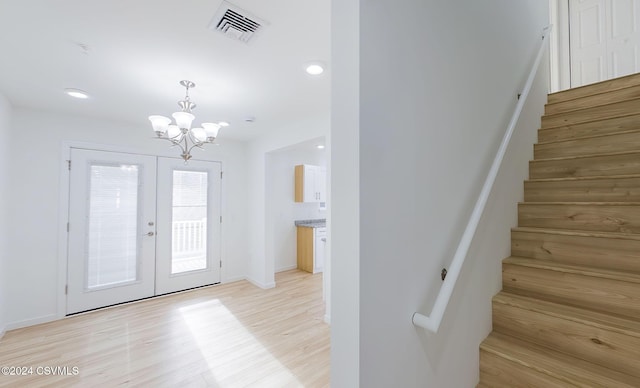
[155,136,187,153]
[186,143,205,155]
[183,133,191,152]
[168,131,183,141]
[184,131,206,156]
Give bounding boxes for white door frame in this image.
[56,141,224,320]
[550,0,572,92]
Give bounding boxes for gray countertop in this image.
[294,219,326,228]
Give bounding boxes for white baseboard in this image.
[222,275,246,284]
[275,264,297,273]
[6,314,57,331]
[0,324,6,340]
[324,314,331,325]
[246,277,276,290]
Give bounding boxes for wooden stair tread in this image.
[527,174,640,182]
[531,149,640,163]
[534,129,640,159]
[481,332,640,387]
[529,152,640,180]
[512,226,640,241]
[541,97,640,128]
[545,83,640,116]
[518,202,640,234]
[524,175,640,203]
[537,114,640,143]
[548,72,640,104]
[504,256,640,285]
[520,201,640,205]
[536,128,640,146]
[493,292,640,338]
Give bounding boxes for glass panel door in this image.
[67,149,157,314]
[87,164,140,289]
[171,170,209,274]
[155,157,221,294]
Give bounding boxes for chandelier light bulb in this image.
[172,111,195,130]
[191,127,207,142]
[167,124,181,139]
[148,115,171,136]
[202,123,221,140]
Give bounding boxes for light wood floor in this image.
[0,270,330,387]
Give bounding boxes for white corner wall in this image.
[5,108,249,329]
[0,92,11,338]
[266,145,327,273]
[332,1,549,387]
[330,0,360,385]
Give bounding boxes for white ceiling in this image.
[0,0,330,141]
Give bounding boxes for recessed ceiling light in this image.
[317,145,325,149]
[65,88,89,99]
[219,121,230,127]
[306,64,324,75]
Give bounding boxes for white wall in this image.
[246,116,329,288]
[5,108,248,329]
[266,143,327,273]
[0,92,11,338]
[330,0,360,385]
[332,0,549,387]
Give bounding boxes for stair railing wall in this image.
[412,25,552,333]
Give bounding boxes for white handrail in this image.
[412,25,552,333]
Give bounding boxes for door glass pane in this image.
[87,164,140,289]
[171,170,208,274]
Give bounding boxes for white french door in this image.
[67,149,221,314]
[155,157,221,295]
[67,149,157,314]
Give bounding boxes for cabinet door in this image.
[295,164,325,203]
[303,165,318,202]
[317,167,327,203]
[314,228,326,273]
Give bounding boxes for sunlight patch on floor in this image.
[179,299,303,387]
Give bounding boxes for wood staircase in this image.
[478,73,640,387]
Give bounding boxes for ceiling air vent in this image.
[208,1,267,44]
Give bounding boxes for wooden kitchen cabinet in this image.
[294,164,326,203]
[296,226,325,273]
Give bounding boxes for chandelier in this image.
[148,80,222,162]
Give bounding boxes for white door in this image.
[67,150,222,313]
[67,149,157,314]
[570,0,640,87]
[155,158,222,294]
